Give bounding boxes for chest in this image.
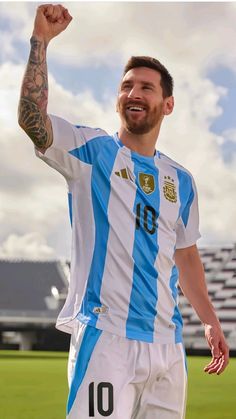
[91,150,191,229]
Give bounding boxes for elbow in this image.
[18,107,33,144]
[18,105,26,131]
[18,118,25,131]
[18,105,32,139]
[18,97,33,133]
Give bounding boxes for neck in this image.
[118,125,161,157]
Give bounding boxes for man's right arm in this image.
[18,4,72,151]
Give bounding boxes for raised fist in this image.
[32,4,73,45]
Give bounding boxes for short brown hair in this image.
[123,56,173,98]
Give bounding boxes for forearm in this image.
[181,268,219,326]
[18,4,72,148]
[175,246,220,326]
[18,35,52,149]
[176,245,229,373]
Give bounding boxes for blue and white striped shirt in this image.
[36,114,201,343]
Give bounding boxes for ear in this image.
[163,96,174,116]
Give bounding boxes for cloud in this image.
[0,61,69,257]
[2,2,236,74]
[0,60,118,258]
[0,232,56,260]
[0,2,236,258]
[160,77,236,244]
[48,72,119,132]
[223,129,236,144]
[35,3,236,75]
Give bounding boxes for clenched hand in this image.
[32,4,73,45]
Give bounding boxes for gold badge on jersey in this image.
[163,176,177,203]
[139,173,155,195]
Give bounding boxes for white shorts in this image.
[67,322,187,419]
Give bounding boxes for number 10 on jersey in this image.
[135,203,157,235]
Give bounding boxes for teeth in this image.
[128,106,144,111]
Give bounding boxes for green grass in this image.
[0,351,235,419]
[0,351,68,419]
[186,356,235,419]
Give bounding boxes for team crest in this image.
[139,173,155,195]
[163,176,177,203]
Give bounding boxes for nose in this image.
[127,86,142,99]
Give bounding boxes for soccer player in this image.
[18,4,229,419]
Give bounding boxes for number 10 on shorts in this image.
[89,382,114,417]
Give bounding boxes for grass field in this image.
[0,350,235,419]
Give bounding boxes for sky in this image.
[0,1,236,260]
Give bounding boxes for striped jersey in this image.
[36,114,201,343]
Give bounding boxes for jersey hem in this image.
[77,314,183,344]
[56,313,183,343]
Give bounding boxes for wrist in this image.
[204,319,221,329]
[31,32,49,47]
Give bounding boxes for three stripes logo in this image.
[115,167,135,182]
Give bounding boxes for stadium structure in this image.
[0,259,70,351]
[0,244,236,353]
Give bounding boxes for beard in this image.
[118,102,164,135]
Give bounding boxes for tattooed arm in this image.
[18,4,73,150]
[18,36,52,150]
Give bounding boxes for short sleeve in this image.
[35,114,108,180]
[175,175,201,249]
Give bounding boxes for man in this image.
[18,4,229,419]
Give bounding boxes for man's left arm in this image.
[175,244,229,375]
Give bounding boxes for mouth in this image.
[127,106,144,112]
[126,104,147,114]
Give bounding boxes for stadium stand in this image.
[180,244,236,354]
[0,244,236,352]
[0,259,70,350]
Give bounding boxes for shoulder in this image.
[74,124,111,142]
[50,114,110,142]
[159,151,194,180]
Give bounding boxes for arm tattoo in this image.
[18,98,50,148]
[18,36,52,148]
[29,37,45,65]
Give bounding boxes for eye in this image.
[143,85,153,91]
[121,83,132,91]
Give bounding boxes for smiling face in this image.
[117,67,173,135]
